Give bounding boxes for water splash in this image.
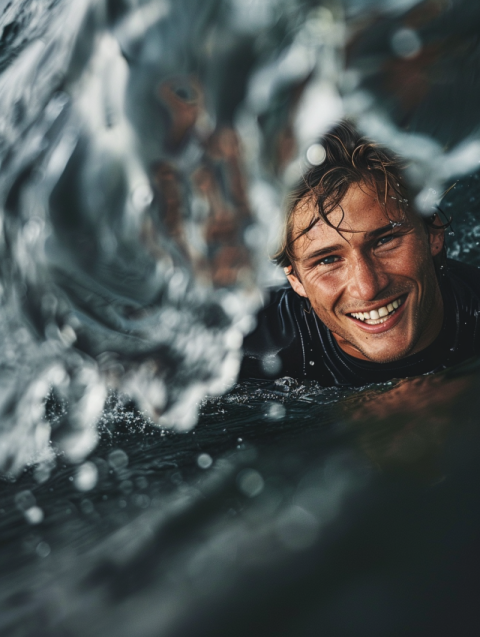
[0,0,346,473]
[0,0,480,476]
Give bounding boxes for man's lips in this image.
[345,294,407,334]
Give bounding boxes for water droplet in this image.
[74,462,98,492]
[108,449,129,471]
[262,354,281,375]
[119,480,133,494]
[36,541,51,558]
[197,453,213,469]
[275,505,319,551]
[133,494,150,509]
[267,403,286,420]
[306,143,326,166]
[80,499,94,514]
[237,469,264,497]
[135,476,148,490]
[24,506,44,525]
[131,183,153,211]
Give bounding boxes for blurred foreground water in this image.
[3,363,480,636]
[1,0,480,634]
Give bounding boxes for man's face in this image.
[286,182,445,363]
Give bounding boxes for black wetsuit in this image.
[240,259,480,386]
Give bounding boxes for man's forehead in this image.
[292,182,413,239]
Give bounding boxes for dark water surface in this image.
[2,361,480,636]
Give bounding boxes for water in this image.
[1,0,480,635]
[3,367,480,635]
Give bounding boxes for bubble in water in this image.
[131,183,154,211]
[15,490,36,511]
[74,461,98,492]
[237,468,264,497]
[261,355,281,376]
[108,449,129,471]
[267,403,286,420]
[275,505,319,551]
[306,143,326,165]
[135,476,149,490]
[133,494,150,509]
[391,28,421,59]
[80,499,95,515]
[197,453,213,469]
[119,480,133,494]
[24,506,44,525]
[36,541,51,558]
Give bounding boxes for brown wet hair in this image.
[273,120,446,270]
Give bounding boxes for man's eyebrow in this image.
[301,244,345,262]
[365,222,406,240]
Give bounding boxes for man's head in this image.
[274,121,445,363]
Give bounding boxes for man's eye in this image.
[319,255,339,265]
[376,235,395,247]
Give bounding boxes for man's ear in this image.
[428,223,445,257]
[284,266,308,298]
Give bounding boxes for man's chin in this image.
[351,341,417,364]
[330,323,419,363]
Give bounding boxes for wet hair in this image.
[273,120,445,270]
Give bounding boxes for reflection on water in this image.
[1,0,480,634]
[345,369,473,479]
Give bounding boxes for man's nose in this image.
[347,255,389,300]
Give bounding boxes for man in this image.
[240,121,480,386]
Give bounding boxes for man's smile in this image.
[344,294,408,334]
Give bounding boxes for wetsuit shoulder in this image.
[239,285,307,380]
[443,258,480,358]
[446,258,480,293]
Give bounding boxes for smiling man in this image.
[240,121,480,386]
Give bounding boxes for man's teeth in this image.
[350,298,403,325]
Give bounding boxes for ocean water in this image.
[1,0,480,635]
